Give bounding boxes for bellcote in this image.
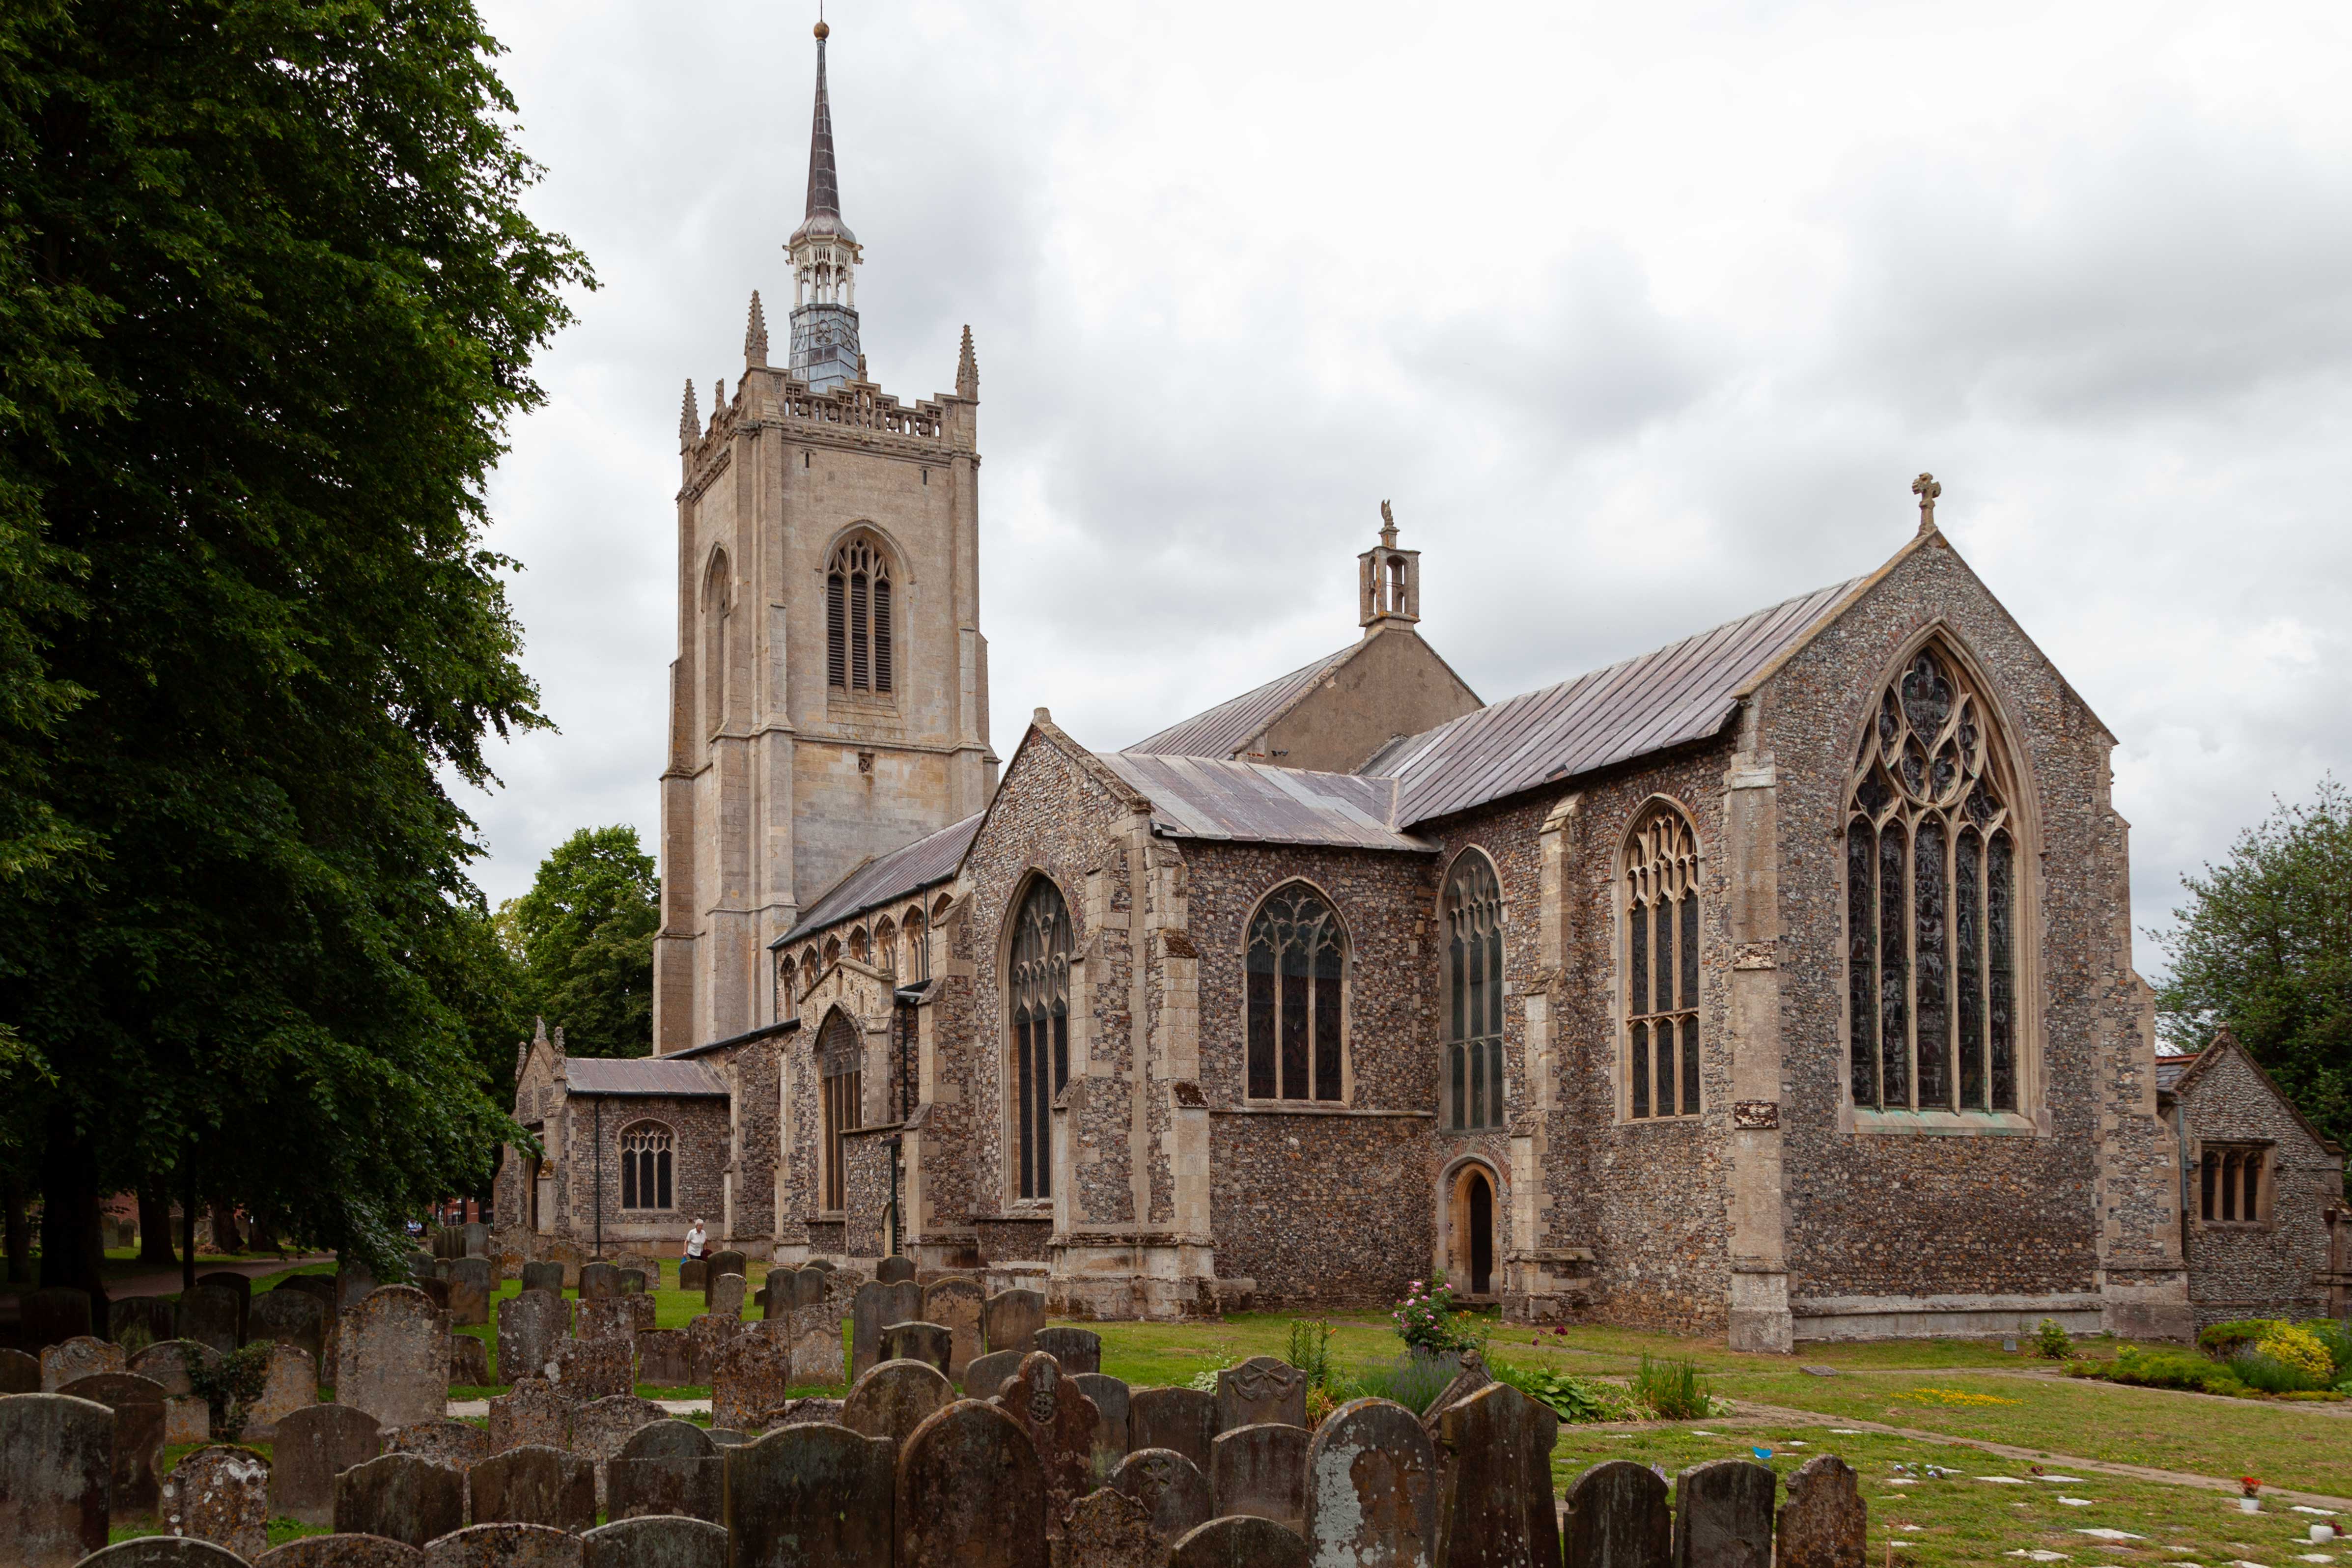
[1359,501,1421,631]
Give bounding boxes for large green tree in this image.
[0,0,589,1292]
[2157,777,2352,1164]
[501,826,658,1061]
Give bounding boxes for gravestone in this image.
[996,1351,1099,1537]
[110,1296,178,1348]
[706,1273,746,1319]
[62,1371,171,1518]
[710,1332,793,1432]
[1073,1372,1132,1482]
[896,1400,1047,1568]
[922,1277,984,1379]
[446,1259,493,1328]
[1418,1352,1493,1439]
[336,1258,379,1314]
[1775,1455,1865,1568]
[756,1396,842,1431]
[677,1259,707,1293]
[843,1357,955,1448]
[1129,1387,1218,1475]
[582,1515,728,1568]
[417,1279,453,1314]
[1171,1515,1312,1568]
[25,1286,94,1350]
[416,1522,582,1567]
[163,1394,209,1448]
[848,1281,920,1381]
[1034,1325,1102,1375]
[875,1256,917,1285]
[449,1334,488,1388]
[723,1421,896,1566]
[521,1262,565,1296]
[388,1417,493,1471]
[573,1394,669,1510]
[1671,1459,1775,1568]
[131,1341,217,1399]
[606,1419,722,1524]
[0,1390,113,1566]
[784,1301,845,1386]
[1109,1448,1214,1545]
[252,1538,424,1568]
[878,1319,952,1373]
[1564,1459,1672,1568]
[42,1334,125,1391]
[270,1403,383,1525]
[245,1343,319,1441]
[550,1336,633,1403]
[161,1444,271,1560]
[701,1251,747,1296]
[705,1428,752,1448]
[1303,1399,1437,1568]
[628,1293,656,1334]
[0,1345,40,1392]
[252,1289,328,1367]
[962,1347,1025,1400]
[538,1241,586,1290]
[340,1288,448,1431]
[980,1288,1044,1356]
[788,1267,828,1309]
[74,1542,251,1566]
[580,1263,619,1301]
[616,1269,648,1297]
[196,1273,253,1337]
[1432,1381,1559,1568]
[499,1290,572,1384]
[335,1453,466,1548]
[1212,1422,1311,1530]
[577,1298,639,1346]
[468,1444,595,1532]
[1060,1487,1166,1568]
[636,1329,693,1386]
[1215,1356,1306,1433]
[684,1314,741,1384]
[279,1275,339,1310]
[464,1222,491,1258]
[491,1378,575,1453]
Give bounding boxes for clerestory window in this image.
[826,538,893,694]
[1245,883,1346,1102]
[1625,805,1701,1120]
[1443,851,1506,1131]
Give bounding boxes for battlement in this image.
[682,366,968,486]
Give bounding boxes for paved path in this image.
[106,1253,334,1299]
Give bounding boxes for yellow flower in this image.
[2256,1324,2333,1382]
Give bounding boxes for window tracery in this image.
[1443,852,1506,1131]
[1625,805,1701,1120]
[619,1122,673,1211]
[818,1010,860,1211]
[1008,878,1071,1200]
[826,537,893,695]
[1245,884,1346,1102]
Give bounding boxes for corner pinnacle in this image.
[745,290,770,368]
[956,325,979,399]
[678,378,699,445]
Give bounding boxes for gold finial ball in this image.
[814,19,829,38]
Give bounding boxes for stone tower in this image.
[652,20,996,1055]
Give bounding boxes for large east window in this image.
[1443,851,1506,1131]
[1245,883,1346,1101]
[1625,805,1701,1120]
[1009,878,1071,1200]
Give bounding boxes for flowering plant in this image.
[2239,1475,2262,1498]
[1392,1275,1480,1355]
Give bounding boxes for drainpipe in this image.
[593,1097,603,1260]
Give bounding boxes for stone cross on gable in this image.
[1913,472,1942,534]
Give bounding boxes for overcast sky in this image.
[466,0,2352,980]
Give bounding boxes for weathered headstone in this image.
[61,1371,170,1518]
[1129,1387,1218,1476]
[1417,1352,1493,1439]
[270,1403,383,1525]
[1671,1459,1775,1568]
[0,1345,41,1392]
[580,1263,619,1301]
[42,1334,125,1391]
[878,1318,952,1373]
[387,1416,492,1471]
[446,1259,494,1328]
[279,1275,340,1310]
[252,1537,424,1567]
[784,1301,845,1386]
[605,1419,722,1524]
[1564,1459,1671,1568]
[1774,1455,1864,1568]
[636,1329,693,1386]
[999,1351,1098,1539]
[896,1400,1047,1568]
[921,1277,984,1379]
[1033,1325,1101,1375]
[195,1273,253,1335]
[1109,1448,1215,1545]
[468,1444,595,1532]
[463,1222,491,1259]
[416,1522,583,1566]
[24,1286,94,1350]
[573,1394,668,1510]
[789,1267,828,1309]
[538,1241,586,1291]
[962,1347,1025,1400]
[550,1336,632,1403]
[756,1396,842,1431]
[677,1259,707,1293]
[339,1288,448,1432]
[843,1357,955,1448]
[848,1280,920,1381]
[164,1394,210,1447]
[0,1390,113,1565]
[1073,1372,1132,1482]
[627,1293,656,1334]
[245,1343,319,1442]
[110,1296,178,1348]
[252,1289,328,1367]
[1303,1399,1437,1568]
[701,1251,747,1295]
[520,1262,565,1296]
[449,1333,489,1388]
[417,1278,453,1314]
[1215,1355,1306,1433]
[1060,1487,1168,1568]
[1171,1515,1311,1568]
[684,1313,741,1384]
[498,1290,572,1385]
[616,1269,648,1297]
[335,1452,466,1548]
[1432,1381,1559,1568]
[1212,1421,1311,1530]
[490,1377,574,1453]
[130,1341,214,1398]
[710,1332,793,1432]
[875,1256,916,1285]
[705,1428,753,1448]
[577,1298,640,1346]
[980,1288,1044,1356]
[582,1515,728,1568]
[706,1272,746,1320]
[336,1258,380,1314]
[721,1421,895,1566]
[161,1444,271,1560]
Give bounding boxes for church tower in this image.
[652,20,996,1055]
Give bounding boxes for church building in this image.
[496,23,2343,1347]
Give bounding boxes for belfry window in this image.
[1009,878,1072,1201]
[826,538,893,695]
[618,1123,673,1211]
[1245,883,1346,1102]
[818,1010,861,1211]
[1625,805,1701,1120]
[1443,852,1506,1131]
[1848,645,2019,1113]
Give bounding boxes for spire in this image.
[745,291,769,367]
[803,20,847,233]
[678,378,699,445]
[785,19,863,391]
[956,325,979,399]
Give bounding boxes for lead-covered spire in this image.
[786,18,863,392]
[801,21,848,233]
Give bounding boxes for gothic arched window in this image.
[904,907,929,981]
[619,1122,673,1210]
[1008,878,1072,1200]
[826,537,893,694]
[1625,805,1701,1120]
[1245,883,1346,1102]
[817,1009,861,1211]
[1848,644,2020,1113]
[874,917,897,980]
[1443,851,1506,1131]
[702,549,733,733]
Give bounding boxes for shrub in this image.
[2256,1323,2334,1384]
[2091,1346,2240,1394]
[2295,1318,2352,1378]
[1491,1360,1627,1424]
[2199,1319,2279,1359]
[2230,1349,2330,1395]
[1630,1354,1713,1421]
[1392,1277,1482,1356]
[186,1343,272,1441]
[2032,1318,2073,1359]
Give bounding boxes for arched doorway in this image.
[1446,1162,1497,1296]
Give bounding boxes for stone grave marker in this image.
[710,1332,793,1432]
[1128,1387,1218,1476]
[448,1334,488,1388]
[980,1287,1044,1356]
[921,1277,984,1379]
[1034,1325,1101,1375]
[1775,1454,1865,1568]
[25,1285,94,1350]
[878,1318,952,1373]
[705,1428,752,1448]
[446,1259,493,1328]
[1109,1448,1214,1545]
[416,1522,582,1566]
[1072,1371,1131,1482]
[79,1539,253,1565]
[252,1289,328,1367]
[252,1538,424,1567]
[996,1350,1099,1540]
[706,1272,747,1319]
[701,1251,747,1297]
[498,1290,571,1384]
[962,1347,1024,1400]
[1432,1381,1559,1568]
[848,1280,920,1380]
[627,1293,656,1334]
[62,1370,170,1518]
[1212,1422,1311,1531]
[269,1403,383,1524]
[1060,1487,1166,1568]
[520,1262,565,1295]
[684,1313,740,1384]
[577,1298,639,1346]
[875,1256,916,1285]
[580,1263,619,1301]
[195,1273,253,1335]
[0,1390,113,1566]
[335,1258,379,1315]
[1564,1459,1671,1568]
[110,1296,178,1348]
[42,1334,125,1391]
[538,1241,586,1290]
[677,1258,707,1293]
[1170,1515,1311,1568]
[636,1329,693,1385]
[335,1453,465,1548]
[573,1393,668,1510]
[784,1299,845,1386]
[1418,1352,1493,1439]
[417,1279,452,1314]
[161,1444,271,1560]
[490,1377,575,1453]
[1672,1458,1775,1568]
[722,1421,895,1566]
[130,1340,214,1398]
[550,1337,632,1403]
[605,1419,722,1524]
[1215,1355,1306,1433]
[896,1400,1047,1568]
[616,1269,648,1297]
[582,1515,728,1568]
[756,1396,842,1431]
[278,1275,339,1310]
[843,1357,954,1448]
[340,1288,448,1431]
[0,1344,40,1392]
[163,1394,209,1448]
[245,1343,319,1442]
[1303,1398,1437,1568]
[463,1222,491,1258]
[468,1444,595,1532]
[388,1417,493,1471]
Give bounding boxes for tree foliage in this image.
[501,826,658,1061]
[2156,777,2352,1161]
[0,0,590,1284]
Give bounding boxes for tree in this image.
[2156,777,2352,1162]
[502,827,659,1061]
[0,0,591,1291]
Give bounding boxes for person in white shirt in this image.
[682,1220,706,1277]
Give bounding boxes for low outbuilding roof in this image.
[563,1057,728,1097]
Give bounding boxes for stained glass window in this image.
[1625,806,1702,1119]
[1246,884,1346,1101]
[619,1123,673,1211]
[1443,852,1506,1130]
[1009,878,1071,1200]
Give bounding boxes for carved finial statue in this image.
[1913,472,1942,535]
[713,380,725,420]
[1379,499,1399,548]
[955,325,979,399]
[745,290,769,367]
[678,378,699,446]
